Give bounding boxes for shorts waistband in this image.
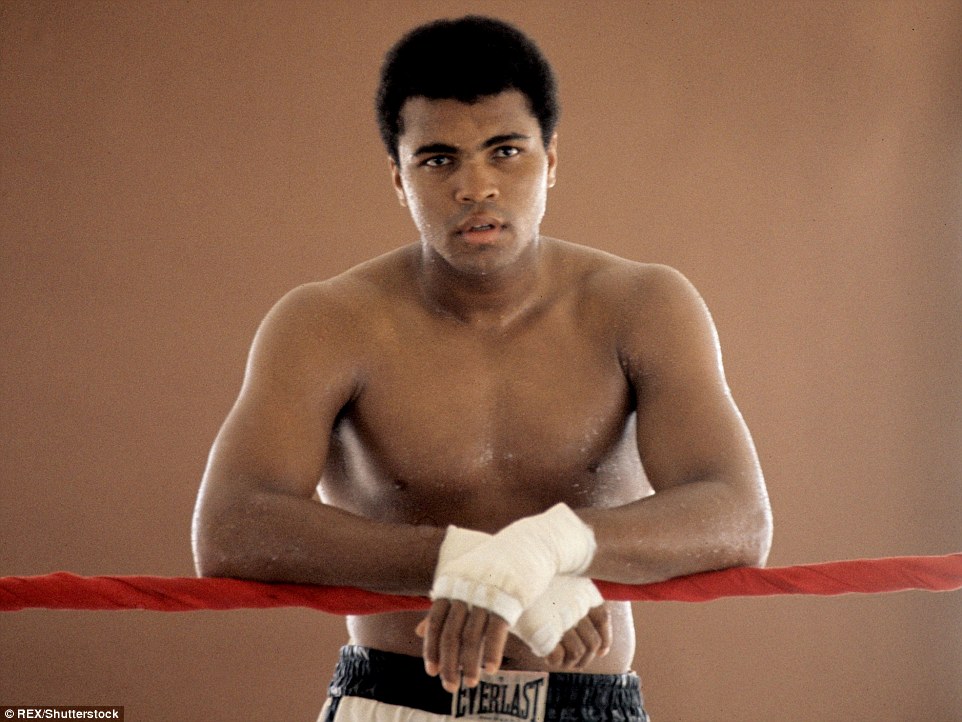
[328,645,645,719]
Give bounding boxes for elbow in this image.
[191,486,295,581]
[194,557,228,580]
[191,497,247,579]
[193,531,252,580]
[739,532,772,570]
[191,524,234,579]
[737,498,773,568]
[193,540,234,579]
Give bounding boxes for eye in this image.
[493,146,521,159]
[422,156,452,168]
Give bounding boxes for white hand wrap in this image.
[512,576,605,657]
[434,523,603,657]
[435,526,490,565]
[431,503,596,626]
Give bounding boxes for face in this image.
[390,90,558,277]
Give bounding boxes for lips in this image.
[454,215,508,246]
[456,214,504,235]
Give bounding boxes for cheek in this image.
[516,176,550,222]
[403,192,441,235]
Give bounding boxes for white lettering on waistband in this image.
[452,669,549,722]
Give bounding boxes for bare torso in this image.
[316,238,653,673]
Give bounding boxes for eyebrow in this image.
[410,133,532,159]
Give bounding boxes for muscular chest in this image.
[323,312,641,526]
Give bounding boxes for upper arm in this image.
[619,265,763,494]
[199,284,361,509]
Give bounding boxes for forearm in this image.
[192,488,445,595]
[577,473,772,585]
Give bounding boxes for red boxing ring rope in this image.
[1,554,960,614]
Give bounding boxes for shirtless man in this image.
[192,16,772,722]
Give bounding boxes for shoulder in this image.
[548,239,703,320]
[247,246,417,382]
[548,240,717,375]
[261,246,416,336]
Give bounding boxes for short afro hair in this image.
[376,16,559,163]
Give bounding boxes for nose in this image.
[454,161,499,204]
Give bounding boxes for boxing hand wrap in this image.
[435,526,490,565]
[431,503,596,627]
[512,576,605,657]
[431,520,603,658]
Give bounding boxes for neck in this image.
[415,238,548,328]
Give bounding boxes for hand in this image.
[431,504,596,627]
[416,598,612,692]
[512,575,605,657]
[416,598,510,693]
[544,604,612,670]
[421,508,598,692]
[421,526,503,692]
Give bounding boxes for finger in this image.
[589,604,612,657]
[481,614,510,674]
[438,601,470,693]
[545,643,565,668]
[559,628,586,670]
[570,614,603,669]
[422,599,451,677]
[458,608,489,688]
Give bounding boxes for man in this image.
[192,15,772,722]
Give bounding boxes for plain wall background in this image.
[1,1,960,720]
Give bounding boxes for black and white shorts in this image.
[319,645,649,721]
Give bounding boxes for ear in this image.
[389,157,408,208]
[546,133,558,189]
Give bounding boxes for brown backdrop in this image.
[2,1,960,720]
